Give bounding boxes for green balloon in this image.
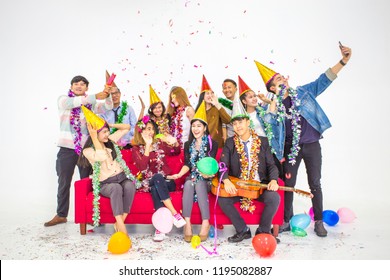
[291,226,307,237]
[196,157,219,176]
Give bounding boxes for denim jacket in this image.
[265,68,337,160]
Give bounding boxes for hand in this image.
[223,179,237,195]
[200,173,215,179]
[86,122,98,140]
[138,95,145,109]
[141,131,153,146]
[168,174,180,180]
[164,134,178,146]
[258,93,272,104]
[339,45,352,63]
[267,179,279,191]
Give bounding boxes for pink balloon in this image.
[152,207,173,233]
[308,207,315,221]
[337,207,356,223]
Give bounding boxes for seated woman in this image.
[171,101,218,242]
[132,115,186,242]
[78,106,138,236]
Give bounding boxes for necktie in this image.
[113,107,119,122]
[243,141,249,160]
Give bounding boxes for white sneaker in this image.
[153,229,165,242]
[173,213,186,228]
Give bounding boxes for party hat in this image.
[192,100,208,125]
[230,92,249,122]
[105,70,118,87]
[81,105,106,131]
[254,60,277,86]
[149,84,161,105]
[238,75,252,96]
[200,75,212,93]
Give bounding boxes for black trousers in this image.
[56,147,91,217]
[282,141,323,222]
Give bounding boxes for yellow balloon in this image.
[108,232,132,254]
[191,235,201,249]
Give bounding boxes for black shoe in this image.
[314,220,328,237]
[228,228,252,243]
[271,221,290,234]
[255,228,280,244]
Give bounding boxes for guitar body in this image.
[211,176,263,199]
[211,176,313,199]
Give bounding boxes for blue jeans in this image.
[149,173,176,210]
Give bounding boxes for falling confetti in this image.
[43,107,47,110]
[225,66,228,68]
[169,19,173,27]
[194,65,198,68]
[270,61,275,64]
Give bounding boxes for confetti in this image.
[270,61,275,64]
[169,19,173,27]
[43,107,47,110]
[225,65,228,68]
[285,172,292,179]
[194,65,198,68]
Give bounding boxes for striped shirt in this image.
[57,94,113,149]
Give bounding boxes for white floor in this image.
[1,210,389,260]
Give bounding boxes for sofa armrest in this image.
[74,177,92,224]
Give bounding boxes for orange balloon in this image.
[252,233,277,257]
[108,232,132,254]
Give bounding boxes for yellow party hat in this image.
[254,60,278,86]
[192,100,208,125]
[149,84,161,105]
[81,105,106,131]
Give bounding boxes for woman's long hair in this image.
[77,137,117,167]
[166,86,192,116]
[194,91,206,112]
[132,120,158,146]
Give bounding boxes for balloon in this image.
[290,213,311,229]
[209,225,215,238]
[323,210,339,226]
[108,232,131,254]
[308,207,315,221]
[196,157,219,176]
[337,207,356,223]
[252,233,277,257]
[152,207,173,233]
[191,235,201,249]
[291,226,307,237]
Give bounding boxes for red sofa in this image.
[74,149,284,235]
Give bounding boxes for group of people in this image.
[44,44,352,244]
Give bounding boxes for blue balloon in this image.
[290,213,311,229]
[323,210,339,226]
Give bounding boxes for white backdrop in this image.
[0,0,389,227]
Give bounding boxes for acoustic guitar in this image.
[211,176,313,199]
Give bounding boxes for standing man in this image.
[219,78,237,142]
[217,92,280,243]
[255,43,352,237]
[100,71,137,149]
[44,75,113,226]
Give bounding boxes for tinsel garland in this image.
[91,143,141,227]
[275,86,301,165]
[68,90,92,155]
[189,135,208,184]
[110,101,128,134]
[152,115,170,135]
[234,129,261,213]
[170,106,185,147]
[255,106,276,155]
[218,97,233,110]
